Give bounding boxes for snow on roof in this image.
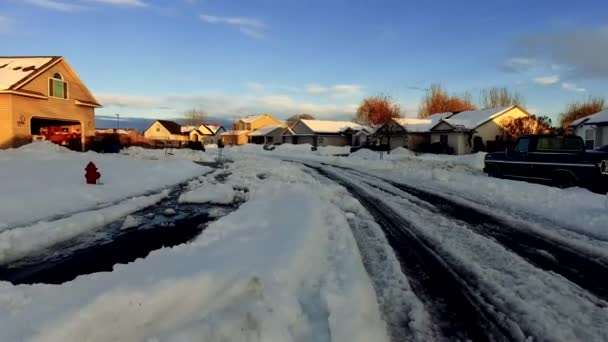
[240,114,267,123]
[300,119,363,134]
[181,125,197,133]
[248,125,284,136]
[394,113,448,133]
[0,57,57,90]
[440,106,514,130]
[220,130,250,136]
[205,125,222,134]
[572,109,608,126]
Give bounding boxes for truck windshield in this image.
[514,138,529,153]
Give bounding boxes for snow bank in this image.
[0,142,208,228]
[0,186,389,342]
[179,183,236,204]
[121,146,217,162]
[0,191,168,265]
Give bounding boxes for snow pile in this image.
[0,186,389,342]
[179,182,236,204]
[0,142,208,228]
[0,191,168,265]
[121,146,216,162]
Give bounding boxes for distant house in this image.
[221,114,284,145]
[0,56,101,150]
[429,105,530,154]
[374,113,448,150]
[570,109,608,149]
[248,125,289,145]
[143,120,189,145]
[284,119,368,147]
[205,125,226,144]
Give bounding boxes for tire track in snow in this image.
[303,164,513,342]
[333,165,608,302]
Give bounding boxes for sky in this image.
[2,0,608,125]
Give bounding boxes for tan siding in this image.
[250,115,283,130]
[475,107,529,144]
[0,94,13,149]
[143,121,188,142]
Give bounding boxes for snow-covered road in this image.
[2,143,608,341]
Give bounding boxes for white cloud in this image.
[532,75,560,86]
[96,94,162,107]
[23,0,83,12]
[86,0,148,7]
[562,82,586,92]
[305,84,362,97]
[96,93,357,119]
[500,57,539,73]
[200,14,266,39]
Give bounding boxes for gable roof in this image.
[0,56,61,90]
[430,105,529,131]
[393,112,448,133]
[247,125,284,136]
[156,120,184,135]
[239,114,267,123]
[571,109,608,127]
[299,119,364,134]
[204,124,224,134]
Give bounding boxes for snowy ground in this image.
[2,142,608,341]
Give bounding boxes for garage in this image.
[31,117,82,150]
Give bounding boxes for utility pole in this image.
[116,114,120,132]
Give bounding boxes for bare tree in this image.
[480,87,524,108]
[286,113,315,127]
[559,96,606,128]
[182,108,208,126]
[418,83,477,118]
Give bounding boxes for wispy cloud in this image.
[562,82,586,92]
[305,84,362,98]
[499,57,539,74]
[96,92,358,119]
[23,0,83,12]
[199,14,267,39]
[85,0,148,7]
[532,75,560,86]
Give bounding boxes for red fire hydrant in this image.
[85,161,101,185]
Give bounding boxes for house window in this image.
[585,129,595,150]
[156,127,160,132]
[440,134,448,145]
[49,73,68,99]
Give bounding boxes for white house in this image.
[284,119,370,147]
[570,110,608,150]
[429,105,530,154]
[375,113,448,150]
[248,125,288,145]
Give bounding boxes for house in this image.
[221,114,284,145]
[247,125,289,145]
[429,105,530,154]
[284,119,367,147]
[570,109,608,149]
[204,124,226,144]
[374,113,448,150]
[143,120,189,145]
[0,56,101,150]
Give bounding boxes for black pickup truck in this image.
[484,135,608,193]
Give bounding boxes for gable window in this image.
[49,73,68,99]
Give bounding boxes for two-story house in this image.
[221,114,284,145]
[0,56,101,150]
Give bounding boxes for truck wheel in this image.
[552,172,576,189]
[487,166,502,179]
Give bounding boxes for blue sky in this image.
[2,0,608,124]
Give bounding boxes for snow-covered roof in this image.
[0,57,58,90]
[248,125,284,136]
[240,114,267,123]
[438,106,515,130]
[220,130,250,136]
[181,125,197,133]
[571,109,608,126]
[205,125,222,134]
[300,119,363,134]
[393,113,447,133]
